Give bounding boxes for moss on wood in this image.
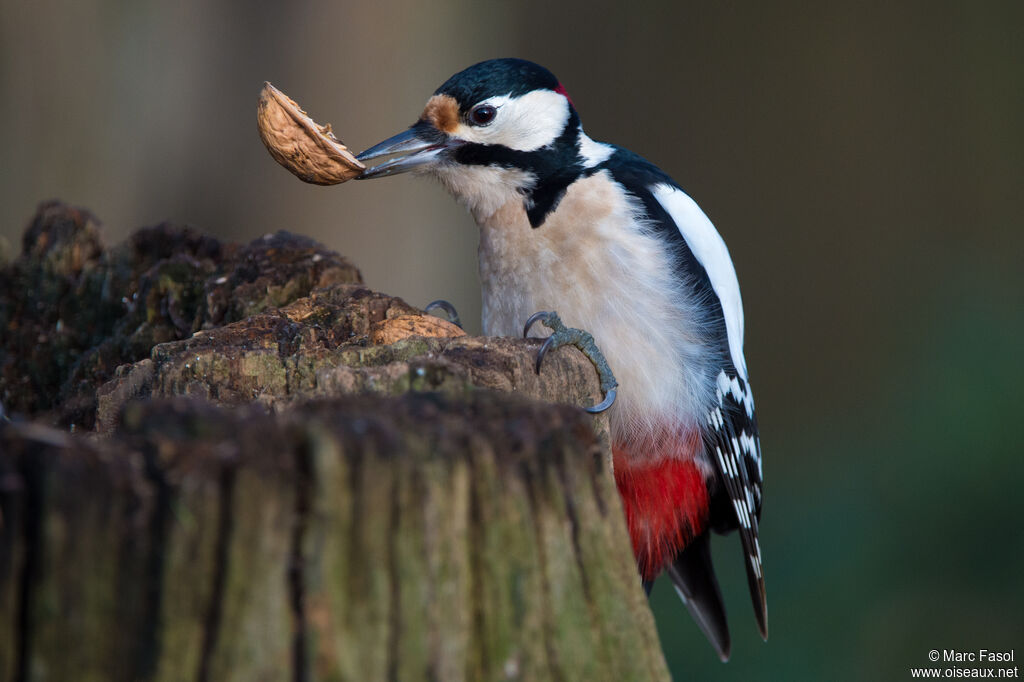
[0,203,668,681]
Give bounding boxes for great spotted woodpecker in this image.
[356,58,765,660]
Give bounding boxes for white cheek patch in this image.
[453,90,570,152]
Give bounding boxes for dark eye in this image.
[469,104,497,126]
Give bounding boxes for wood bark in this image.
[0,202,671,681]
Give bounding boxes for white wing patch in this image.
[652,184,747,379]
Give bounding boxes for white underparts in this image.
[430,165,537,224]
[468,170,717,456]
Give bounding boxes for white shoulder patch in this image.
[577,132,614,168]
[652,183,748,378]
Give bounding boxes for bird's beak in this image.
[356,124,461,180]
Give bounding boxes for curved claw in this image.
[523,310,553,339]
[584,386,617,414]
[535,334,556,375]
[424,299,462,329]
[522,309,618,414]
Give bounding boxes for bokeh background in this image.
[2,1,1022,679]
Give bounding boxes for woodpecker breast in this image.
[466,169,716,452]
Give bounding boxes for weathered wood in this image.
[0,202,670,681]
[0,201,362,429]
[0,395,670,681]
[0,433,28,681]
[0,428,159,681]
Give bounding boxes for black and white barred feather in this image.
[708,368,767,638]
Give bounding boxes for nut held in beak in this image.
[257,82,365,185]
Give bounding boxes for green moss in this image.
[238,352,288,395]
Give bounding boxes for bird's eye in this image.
[469,104,497,126]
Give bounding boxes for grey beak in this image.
[356,127,459,179]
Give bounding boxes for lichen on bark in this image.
[0,202,669,681]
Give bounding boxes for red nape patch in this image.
[554,83,574,108]
[614,440,709,582]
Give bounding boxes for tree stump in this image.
[0,203,671,681]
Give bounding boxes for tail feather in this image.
[744,540,769,640]
[665,531,731,662]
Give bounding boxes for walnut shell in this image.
[370,314,467,345]
[257,82,365,185]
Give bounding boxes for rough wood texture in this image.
[0,396,669,681]
[0,203,671,681]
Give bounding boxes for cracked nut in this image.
[257,82,365,185]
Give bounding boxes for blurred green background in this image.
[2,1,1022,679]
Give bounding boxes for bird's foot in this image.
[522,311,618,413]
[424,300,462,329]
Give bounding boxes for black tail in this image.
[665,531,731,662]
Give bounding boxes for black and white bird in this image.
[356,58,765,661]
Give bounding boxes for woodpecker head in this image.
[357,58,592,226]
